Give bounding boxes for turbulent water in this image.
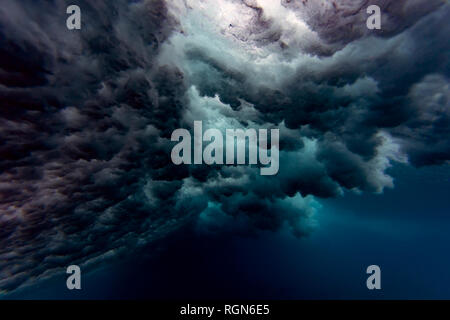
[0,0,449,293]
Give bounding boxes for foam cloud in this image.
[0,0,448,293]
